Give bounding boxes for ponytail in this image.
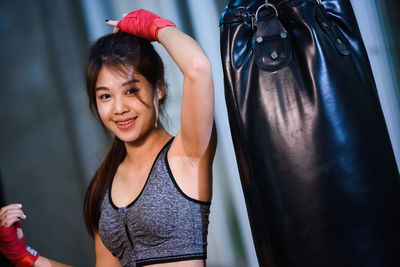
[83,137,126,237]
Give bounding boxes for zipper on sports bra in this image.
[120,208,134,249]
[125,224,134,249]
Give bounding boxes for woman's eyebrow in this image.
[95,79,140,91]
[95,86,109,91]
[122,79,140,86]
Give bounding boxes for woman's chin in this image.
[114,128,155,144]
[115,134,139,144]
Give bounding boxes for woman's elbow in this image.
[186,56,212,80]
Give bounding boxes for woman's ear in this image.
[156,82,166,100]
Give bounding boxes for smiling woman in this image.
[82,9,216,267]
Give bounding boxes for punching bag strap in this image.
[252,1,292,72]
[315,1,351,56]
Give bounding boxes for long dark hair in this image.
[83,32,167,237]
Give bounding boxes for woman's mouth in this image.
[115,117,137,129]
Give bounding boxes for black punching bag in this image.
[219,0,400,266]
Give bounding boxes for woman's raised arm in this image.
[158,26,215,158]
[106,10,215,158]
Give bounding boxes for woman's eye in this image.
[127,88,138,95]
[99,94,111,100]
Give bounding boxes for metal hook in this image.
[255,2,278,21]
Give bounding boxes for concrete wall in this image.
[0,0,100,265]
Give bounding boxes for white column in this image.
[186,0,259,266]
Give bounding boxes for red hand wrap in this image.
[117,9,175,42]
[0,222,39,267]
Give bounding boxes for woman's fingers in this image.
[0,210,26,227]
[0,204,26,227]
[105,20,120,33]
[0,203,22,218]
[1,215,23,227]
[105,20,119,27]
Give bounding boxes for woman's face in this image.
[95,66,160,143]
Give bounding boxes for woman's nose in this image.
[113,96,129,114]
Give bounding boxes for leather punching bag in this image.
[219,0,400,266]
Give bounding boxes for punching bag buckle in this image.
[252,1,278,30]
[252,0,292,72]
[256,1,278,19]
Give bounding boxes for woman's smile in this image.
[114,116,138,130]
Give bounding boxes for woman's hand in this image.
[0,203,26,227]
[105,9,175,42]
[0,204,39,267]
[0,205,72,267]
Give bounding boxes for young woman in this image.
[0,8,216,267]
[83,9,216,267]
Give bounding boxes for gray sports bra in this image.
[98,138,211,267]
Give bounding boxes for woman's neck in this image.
[123,126,171,167]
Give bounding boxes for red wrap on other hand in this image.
[117,9,175,42]
[0,222,39,267]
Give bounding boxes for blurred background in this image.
[0,0,399,266]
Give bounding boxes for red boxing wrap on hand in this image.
[0,222,39,267]
[117,9,175,42]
